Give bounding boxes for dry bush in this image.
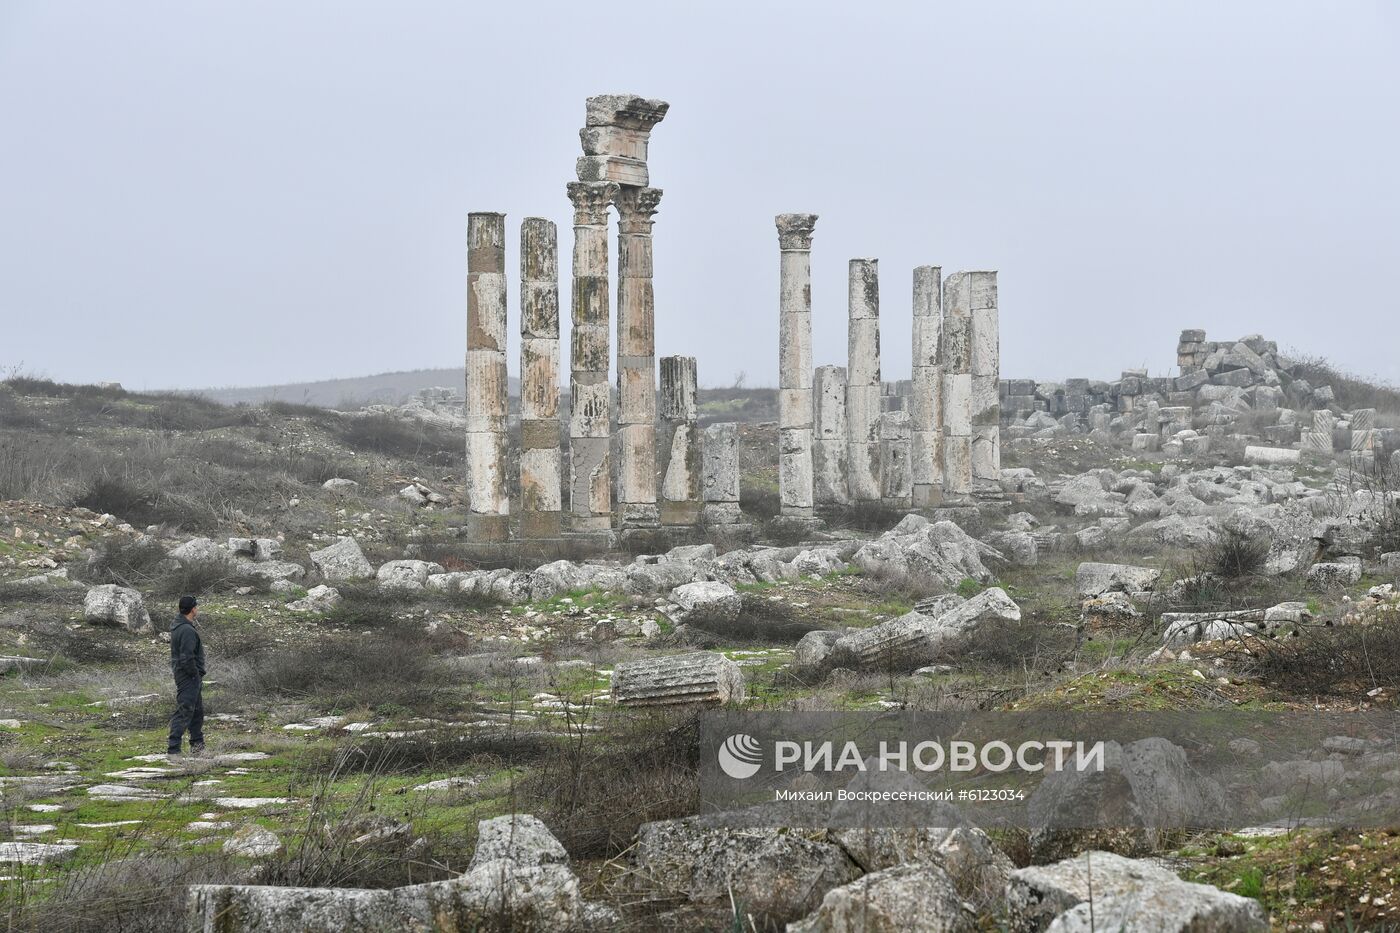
[1292,354,1400,418]
[335,414,459,462]
[225,619,466,714]
[943,617,1079,675]
[255,765,461,890]
[1202,527,1270,580]
[1246,621,1400,695]
[740,479,780,521]
[310,728,558,777]
[522,710,700,857]
[2,851,241,933]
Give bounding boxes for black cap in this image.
[178,595,198,615]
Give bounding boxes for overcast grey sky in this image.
[2,1,1397,392]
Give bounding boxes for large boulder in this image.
[309,537,374,582]
[1026,737,1227,863]
[83,584,152,632]
[468,814,568,870]
[1074,562,1161,598]
[169,537,233,568]
[829,824,1013,909]
[234,559,305,583]
[788,863,975,933]
[668,581,742,627]
[852,521,1001,592]
[376,560,446,593]
[1006,851,1179,933]
[633,816,861,923]
[1045,877,1268,932]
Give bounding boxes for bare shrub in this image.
[1292,354,1400,418]
[522,710,699,857]
[739,479,780,520]
[1202,528,1270,580]
[79,536,171,587]
[944,616,1079,674]
[335,414,459,462]
[227,620,465,714]
[1246,621,1400,695]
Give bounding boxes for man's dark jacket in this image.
[170,616,206,679]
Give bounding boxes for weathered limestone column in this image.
[659,355,702,525]
[776,214,818,518]
[910,266,944,507]
[941,272,974,497]
[880,409,912,508]
[615,187,664,529]
[969,271,1001,488]
[812,364,849,505]
[519,217,562,538]
[846,258,882,502]
[566,181,619,533]
[701,422,742,525]
[465,212,509,542]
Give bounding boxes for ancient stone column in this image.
[969,271,1001,488]
[776,214,818,518]
[846,258,882,502]
[659,355,702,525]
[615,186,664,529]
[880,409,912,508]
[702,422,742,525]
[565,181,619,533]
[941,272,974,497]
[519,217,562,538]
[812,364,849,505]
[910,265,944,507]
[465,212,509,542]
[611,652,746,707]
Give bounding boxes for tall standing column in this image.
[519,217,562,538]
[776,214,819,518]
[812,364,849,505]
[941,272,974,498]
[968,271,1001,488]
[615,187,663,529]
[846,258,882,502]
[466,212,510,542]
[566,181,619,533]
[659,355,702,525]
[910,266,944,507]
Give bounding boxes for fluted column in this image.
[466,212,510,542]
[910,265,944,507]
[969,271,1001,488]
[813,364,849,505]
[776,214,818,518]
[615,186,663,529]
[659,355,702,525]
[846,258,882,502]
[941,272,974,497]
[519,217,562,538]
[566,181,619,533]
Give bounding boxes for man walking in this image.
[168,595,206,758]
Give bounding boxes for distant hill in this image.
[193,367,516,408]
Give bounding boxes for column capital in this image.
[776,213,819,250]
[567,181,619,225]
[615,186,663,235]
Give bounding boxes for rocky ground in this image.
[3,376,1400,931]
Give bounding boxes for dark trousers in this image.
[168,672,204,753]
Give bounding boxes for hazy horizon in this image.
[3,1,1397,393]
